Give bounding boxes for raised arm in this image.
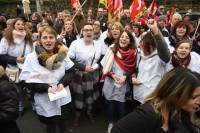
[148,19,171,63]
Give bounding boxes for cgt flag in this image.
[107,0,114,21]
[130,0,146,21]
[147,0,158,18]
[113,0,123,21]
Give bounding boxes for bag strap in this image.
[21,40,27,57]
[90,42,96,66]
[135,55,141,78]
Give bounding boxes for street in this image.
[17,101,107,133]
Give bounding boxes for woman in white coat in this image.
[131,19,170,106]
[19,26,74,133]
[0,18,32,115]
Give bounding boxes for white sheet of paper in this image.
[48,86,71,102]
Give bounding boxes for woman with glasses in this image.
[68,23,102,126]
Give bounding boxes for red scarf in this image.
[171,51,191,68]
[114,48,137,74]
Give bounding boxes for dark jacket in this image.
[192,42,200,55]
[169,35,191,48]
[97,15,107,32]
[0,54,17,68]
[0,75,19,133]
[111,102,197,133]
[64,33,77,48]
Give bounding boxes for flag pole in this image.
[71,0,88,22]
[192,19,200,40]
[97,0,100,9]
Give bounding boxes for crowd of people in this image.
[0,4,200,133]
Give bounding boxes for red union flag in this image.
[147,0,158,16]
[108,0,113,12]
[107,0,114,21]
[130,0,146,21]
[71,0,80,8]
[169,7,175,24]
[113,0,123,20]
[113,0,123,15]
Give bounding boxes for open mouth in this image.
[18,28,24,32]
[86,35,92,38]
[45,44,52,47]
[66,27,72,31]
[180,52,187,56]
[196,106,200,111]
[179,32,185,34]
[113,33,118,36]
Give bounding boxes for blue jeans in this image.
[107,100,126,123]
[15,83,24,112]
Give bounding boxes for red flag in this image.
[107,0,114,21]
[166,10,170,25]
[113,0,123,15]
[130,0,146,21]
[169,7,175,24]
[108,0,114,12]
[71,0,80,9]
[113,0,123,21]
[147,0,158,18]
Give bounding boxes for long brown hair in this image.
[145,68,200,126]
[3,18,32,46]
[112,30,136,54]
[140,32,157,55]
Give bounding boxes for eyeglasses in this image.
[83,29,93,32]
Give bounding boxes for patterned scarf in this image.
[115,48,137,74]
[171,51,191,68]
[35,44,68,70]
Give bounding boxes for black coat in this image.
[111,102,197,133]
[192,42,200,55]
[0,75,19,133]
[64,33,77,48]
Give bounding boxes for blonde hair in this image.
[107,21,124,39]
